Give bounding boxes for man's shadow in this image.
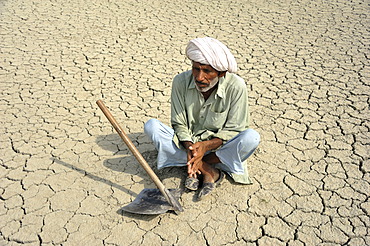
[95,133,185,183]
[96,133,155,177]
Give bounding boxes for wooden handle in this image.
[96,100,166,192]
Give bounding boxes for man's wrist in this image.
[203,138,223,151]
[181,141,193,150]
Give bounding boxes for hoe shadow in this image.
[52,158,137,197]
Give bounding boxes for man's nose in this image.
[196,70,205,81]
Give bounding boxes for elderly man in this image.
[144,37,260,199]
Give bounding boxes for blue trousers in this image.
[144,119,260,183]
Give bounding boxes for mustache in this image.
[195,80,208,85]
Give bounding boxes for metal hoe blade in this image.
[122,188,183,215]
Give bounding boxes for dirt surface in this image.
[0,0,369,245]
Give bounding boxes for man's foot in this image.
[201,161,221,183]
[198,169,225,200]
[185,176,199,191]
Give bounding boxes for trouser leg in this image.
[215,129,260,174]
[144,119,260,178]
[144,119,187,169]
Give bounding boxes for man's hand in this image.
[183,138,223,178]
[187,142,207,177]
[181,141,201,178]
[181,141,193,164]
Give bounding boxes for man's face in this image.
[191,62,224,92]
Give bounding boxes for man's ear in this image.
[218,71,227,77]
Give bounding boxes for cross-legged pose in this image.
[144,37,260,199]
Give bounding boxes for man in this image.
[144,37,260,200]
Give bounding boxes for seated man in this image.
[144,37,260,200]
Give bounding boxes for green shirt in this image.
[171,70,249,148]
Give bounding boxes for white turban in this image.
[186,37,237,73]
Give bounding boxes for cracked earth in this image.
[0,0,369,245]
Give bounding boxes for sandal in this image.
[185,177,199,191]
[198,170,225,200]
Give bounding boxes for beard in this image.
[195,76,219,92]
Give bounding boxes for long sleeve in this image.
[170,73,193,142]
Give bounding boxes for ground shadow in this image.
[52,158,137,197]
[95,133,186,182]
[95,133,157,179]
